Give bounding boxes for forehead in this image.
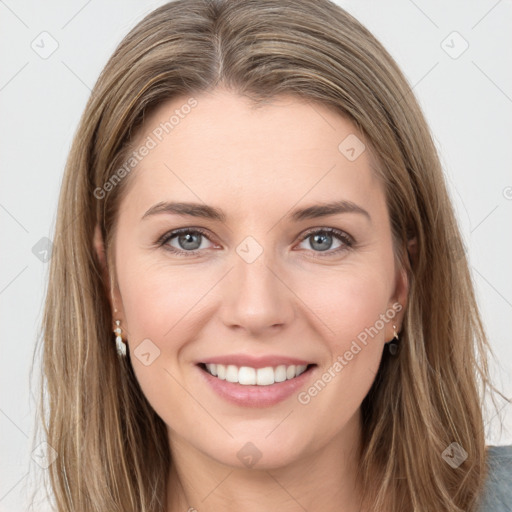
[122,88,384,218]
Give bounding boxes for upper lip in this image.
[198,354,314,369]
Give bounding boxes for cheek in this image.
[116,257,213,421]
[304,264,392,348]
[290,269,390,424]
[117,256,211,344]
[299,266,391,399]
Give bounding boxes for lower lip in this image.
[197,364,317,407]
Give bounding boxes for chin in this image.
[197,428,315,471]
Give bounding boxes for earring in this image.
[387,324,400,356]
[114,320,126,357]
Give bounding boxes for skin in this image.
[95,87,408,512]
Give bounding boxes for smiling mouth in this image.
[198,363,316,386]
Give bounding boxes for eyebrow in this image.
[141,200,371,223]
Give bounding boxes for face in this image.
[100,88,408,469]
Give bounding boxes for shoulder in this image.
[476,444,512,511]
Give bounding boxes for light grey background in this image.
[1,1,511,510]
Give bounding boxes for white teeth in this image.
[225,365,239,383]
[256,367,275,386]
[239,366,256,385]
[216,364,226,380]
[296,364,307,376]
[206,363,217,376]
[203,363,310,385]
[274,365,287,382]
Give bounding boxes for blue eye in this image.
[157,227,354,258]
[158,228,214,256]
[297,228,354,257]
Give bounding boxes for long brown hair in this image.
[35,0,508,510]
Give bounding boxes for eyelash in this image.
[156,226,355,258]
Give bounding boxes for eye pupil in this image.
[310,232,332,251]
[178,232,201,250]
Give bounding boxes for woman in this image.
[37,0,511,510]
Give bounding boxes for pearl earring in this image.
[114,320,126,357]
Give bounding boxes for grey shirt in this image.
[477,445,512,511]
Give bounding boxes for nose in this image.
[219,249,295,336]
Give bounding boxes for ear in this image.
[386,237,415,341]
[93,224,125,325]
